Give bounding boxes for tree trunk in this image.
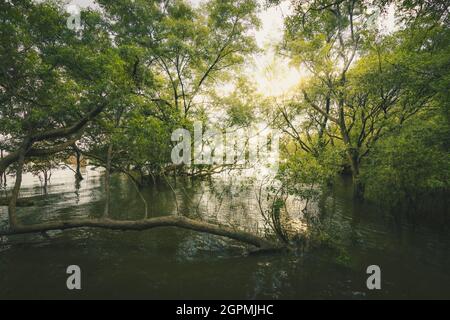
[130,175,148,219]
[0,149,7,187]
[317,95,331,153]
[352,175,364,200]
[339,111,365,200]
[349,151,364,200]
[43,171,48,195]
[0,149,3,186]
[8,151,26,229]
[75,148,83,181]
[103,144,113,217]
[0,216,282,251]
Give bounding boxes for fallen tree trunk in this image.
[0,216,281,250]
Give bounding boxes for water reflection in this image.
[0,168,449,299]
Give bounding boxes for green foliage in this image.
[97,0,260,117]
[78,0,261,176]
[212,77,260,127]
[275,0,449,206]
[278,143,342,204]
[0,0,130,148]
[0,0,260,178]
[362,111,450,209]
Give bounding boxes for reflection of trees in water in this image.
[189,176,270,236]
[249,257,300,299]
[175,233,247,262]
[168,171,321,253]
[1,167,358,254]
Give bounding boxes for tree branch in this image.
[0,216,281,250]
[30,103,107,142]
[303,90,339,123]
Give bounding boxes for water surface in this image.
[0,167,449,299]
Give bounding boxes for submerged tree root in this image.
[0,216,283,251]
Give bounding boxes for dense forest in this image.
[0,0,449,269]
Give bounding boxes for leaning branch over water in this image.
[0,216,281,251]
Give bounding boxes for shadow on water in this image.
[0,168,449,299]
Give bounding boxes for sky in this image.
[189,0,303,97]
[250,1,304,97]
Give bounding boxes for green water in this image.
[0,167,449,299]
